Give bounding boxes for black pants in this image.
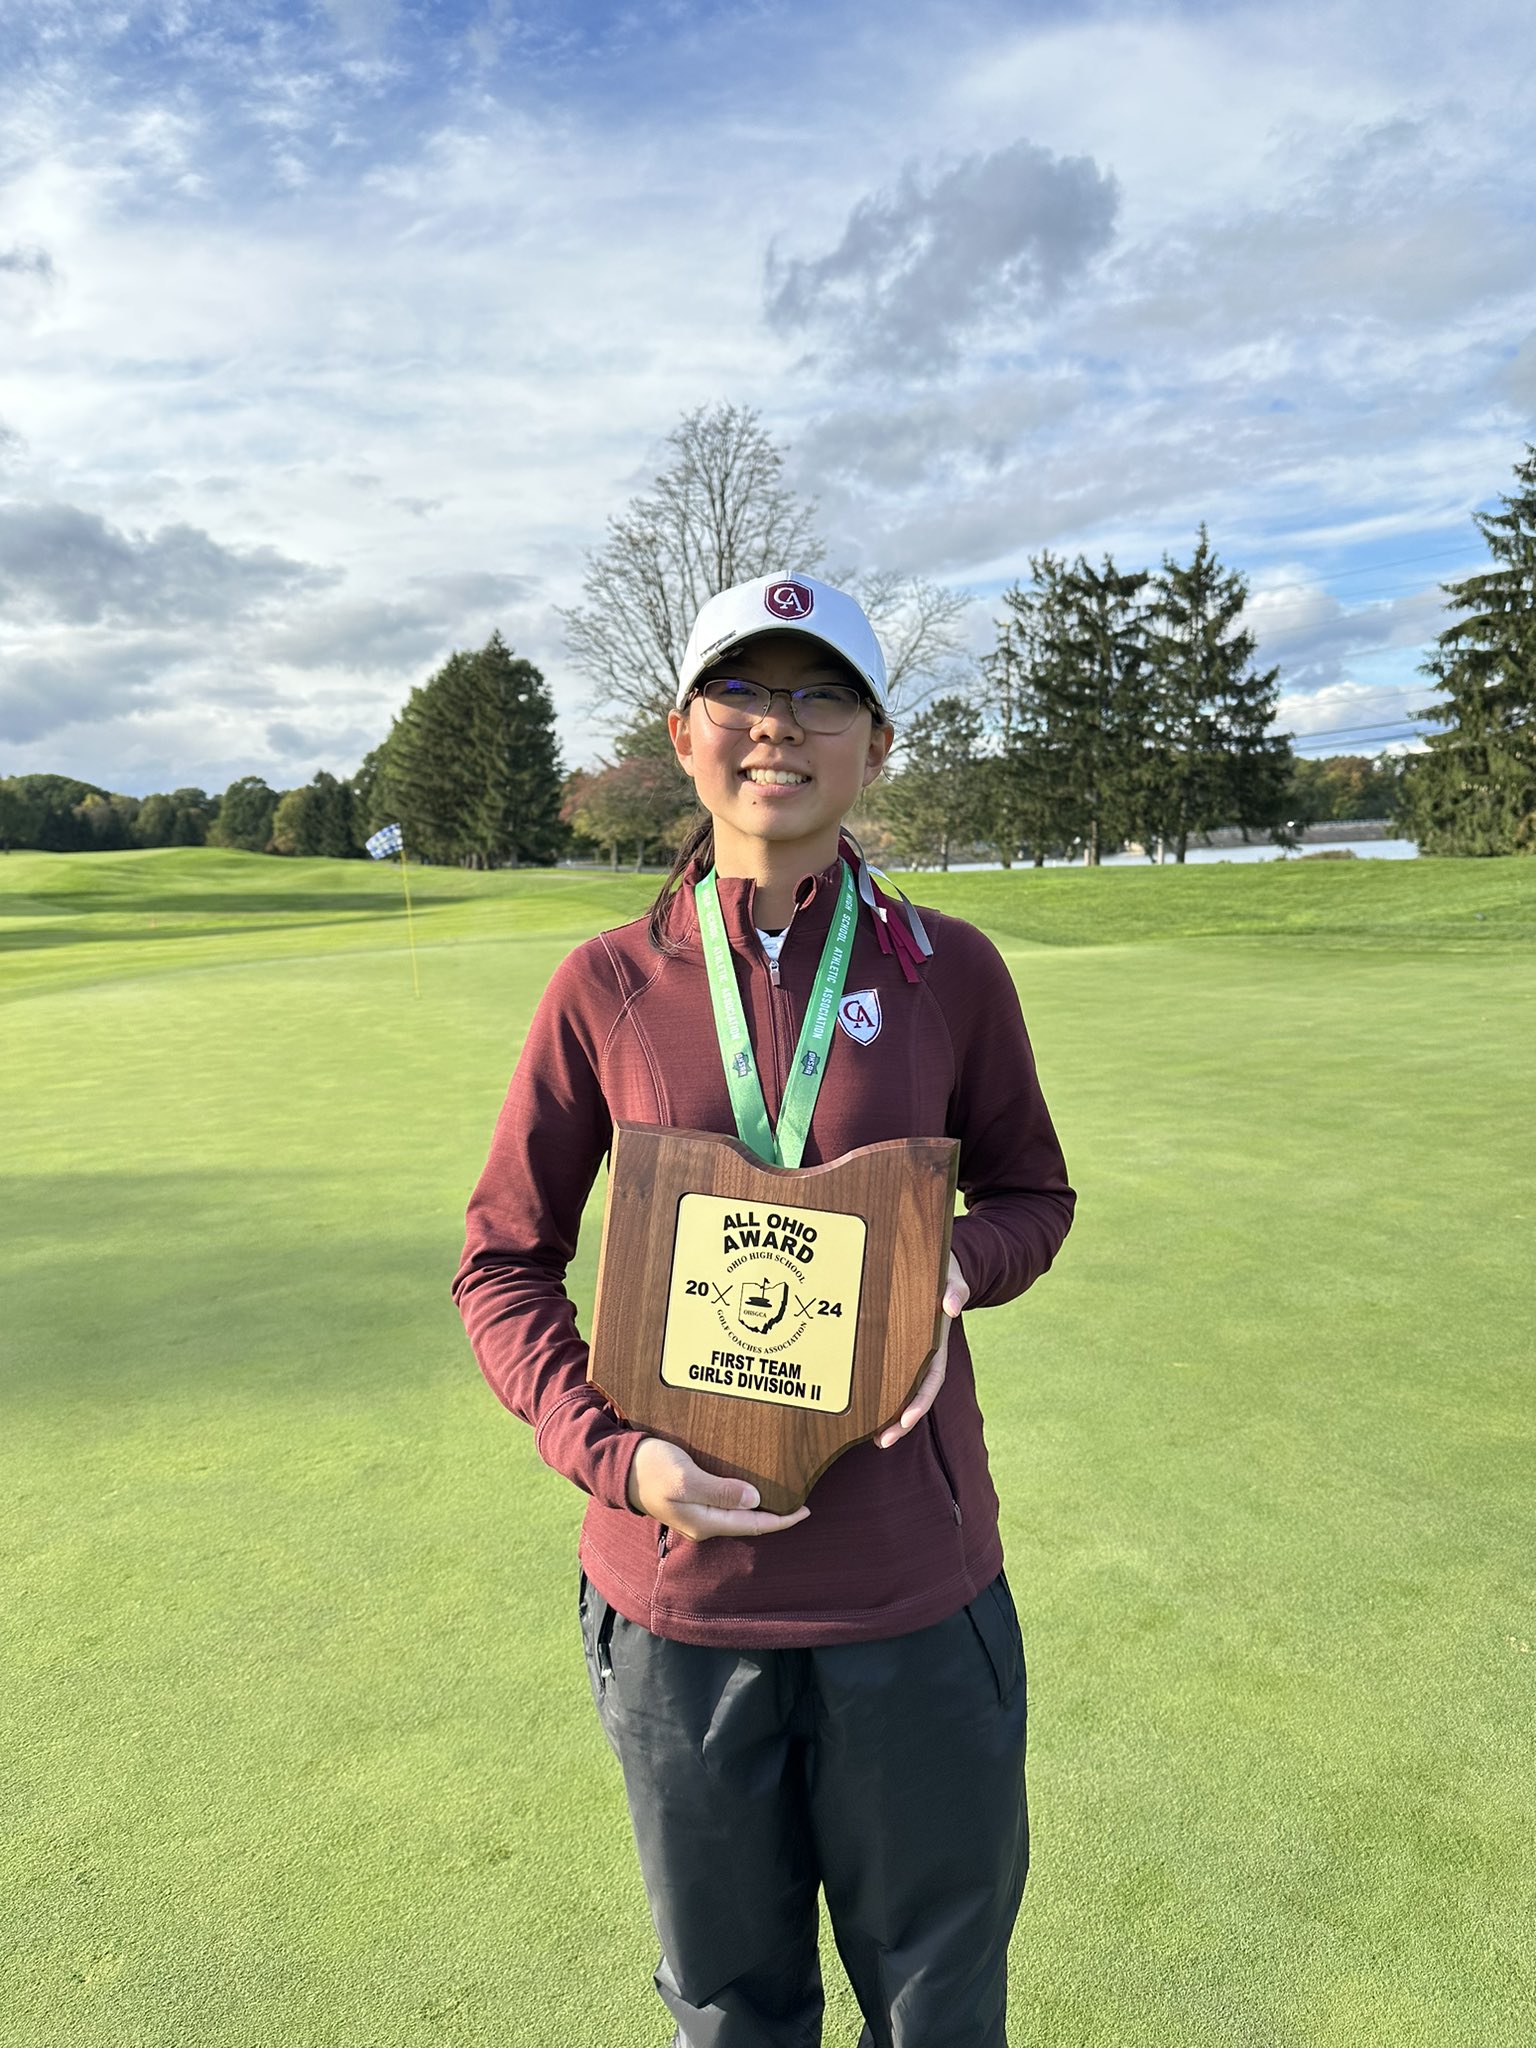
[579,1573,1029,2048]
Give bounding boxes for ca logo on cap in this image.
[837,990,882,1045]
[765,579,814,620]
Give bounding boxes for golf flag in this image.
[365,822,420,996]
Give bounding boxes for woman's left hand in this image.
[875,1251,969,1449]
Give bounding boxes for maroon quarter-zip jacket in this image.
[453,857,1075,1646]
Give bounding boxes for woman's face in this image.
[668,632,893,872]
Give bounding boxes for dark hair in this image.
[648,811,713,954]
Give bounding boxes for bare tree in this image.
[562,404,824,754]
[848,569,973,721]
[563,401,974,754]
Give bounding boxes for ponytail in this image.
[648,813,714,954]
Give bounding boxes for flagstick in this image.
[397,845,422,998]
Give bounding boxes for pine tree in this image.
[1400,445,1536,856]
[463,633,565,868]
[373,654,478,863]
[1144,527,1290,861]
[1036,554,1150,864]
[977,572,1071,866]
[372,637,565,866]
[882,697,986,870]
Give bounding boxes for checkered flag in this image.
[365,823,420,992]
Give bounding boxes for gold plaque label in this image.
[658,1193,865,1414]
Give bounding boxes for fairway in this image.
[3,849,1533,2047]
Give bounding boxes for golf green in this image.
[3,849,1532,2046]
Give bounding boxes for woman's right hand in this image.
[627,1436,810,1542]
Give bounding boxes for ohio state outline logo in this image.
[765,579,814,620]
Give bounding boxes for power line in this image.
[1155,546,1479,639]
[1242,548,1529,640]
[1286,729,1433,745]
[1288,719,1429,745]
[1212,544,1484,642]
[1278,689,1444,731]
[1253,585,1450,626]
[1244,542,1481,595]
[1278,679,1425,705]
[1256,617,1435,648]
[1249,585,1465,640]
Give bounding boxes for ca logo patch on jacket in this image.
[837,990,882,1045]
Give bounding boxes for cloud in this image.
[793,372,1095,499]
[0,687,386,796]
[1247,574,1448,693]
[0,504,336,627]
[256,571,538,672]
[770,76,1536,576]
[265,717,378,764]
[764,139,1120,374]
[0,637,189,745]
[411,569,535,611]
[0,244,56,280]
[1245,567,1455,752]
[260,597,449,673]
[1501,332,1536,412]
[1,0,1533,791]
[316,0,401,43]
[1277,677,1428,746]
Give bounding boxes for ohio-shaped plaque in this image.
[587,1123,961,1514]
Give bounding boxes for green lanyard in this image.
[693,861,858,1168]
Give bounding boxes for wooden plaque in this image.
[587,1123,961,1514]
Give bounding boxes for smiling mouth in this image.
[742,768,811,786]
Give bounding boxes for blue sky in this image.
[2,0,1534,793]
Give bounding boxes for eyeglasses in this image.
[696,677,872,734]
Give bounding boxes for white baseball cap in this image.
[675,572,889,718]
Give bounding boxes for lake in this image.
[1031,837,1420,868]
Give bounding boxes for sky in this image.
[2,0,1534,796]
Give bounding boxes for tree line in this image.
[0,632,567,866]
[5,416,1531,867]
[559,511,1322,871]
[562,430,1536,870]
[876,531,1290,868]
[548,412,1301,868]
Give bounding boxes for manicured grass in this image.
[3,843,1530,1006]
[3,849,1533,2046]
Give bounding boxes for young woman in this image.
[454,572,1075,2048]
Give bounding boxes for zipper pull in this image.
[768,954,781,986]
